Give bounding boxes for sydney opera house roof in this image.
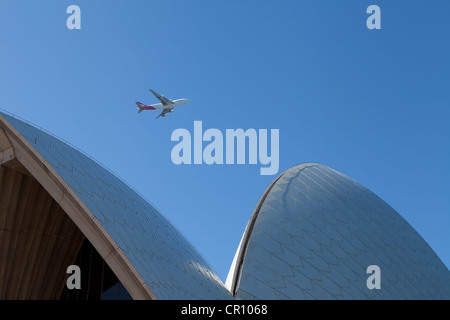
[0,110,449,300]
[0,111,231,300]
[226,164,450,299]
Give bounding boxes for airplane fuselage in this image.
[150,99,189,110]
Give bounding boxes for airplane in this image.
[136,89,190,119]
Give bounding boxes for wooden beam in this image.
[0,128,12,152]
[0,168,18,298]
[0,167,85,299]
[2,158,32,177]
[0,147,15,166]
[8,174,36,299]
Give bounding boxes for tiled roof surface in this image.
[0,112,232,300]
[235,164,450,299]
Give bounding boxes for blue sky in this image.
[0,0,448,281]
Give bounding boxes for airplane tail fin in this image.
[136,102,145,114]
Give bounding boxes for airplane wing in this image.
[155,108,171,119]
[150,89,172,106]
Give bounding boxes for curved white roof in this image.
[0,111,232,300]
[228,163,450,299]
